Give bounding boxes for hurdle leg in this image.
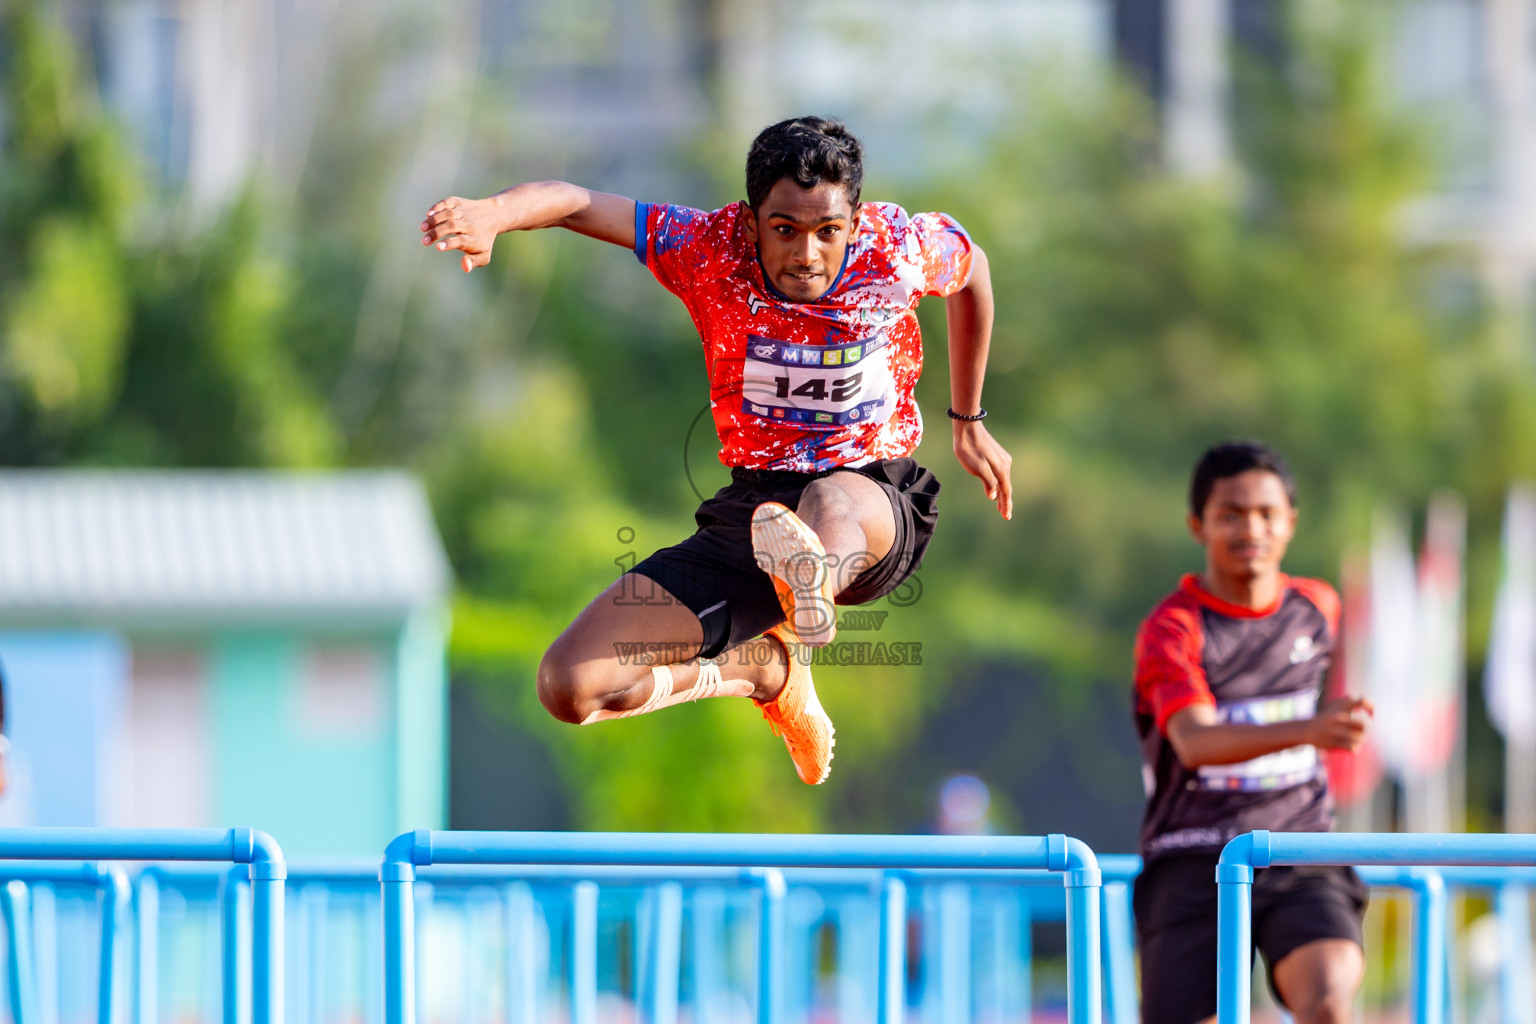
[938,883,970,1024]
[1019,892,1033,1020]
[833,889,873,1024]
[251,866,284,1024]
[645,883,682,1024]
[1065,872,1102,1024]
[412,885,433,1024]
[222,870,250,1024]
[571,881,598,1024]
[3,880,40,1024]
[1498,883,1534,1024]
[1409,870,1447,1024]
[382,868,416,1024]
[305,886,329,1024]
[99,870,130,1024]
[32,884,56,1024]
[134,873,158,1024]
[689,888,726,1023]
[1101,880,1137,1024]
[1216,864,1253,1024]
[363,890,383,1024]
[502,883,539,1024]
[979,888,1016,1024]
[756,869,786,1024]
[877,874,907,1024]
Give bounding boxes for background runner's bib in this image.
[1196,691,1319,792]
[740,333,895,430]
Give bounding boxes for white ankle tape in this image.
[580,662,754,724]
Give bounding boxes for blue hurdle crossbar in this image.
[380,830,1103,1024]
[0,829,285,1024]
[1217,832,1536,1024]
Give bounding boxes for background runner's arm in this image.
[946,246,1014,521]
[420,182,636,272]
[1165,696,1374,768]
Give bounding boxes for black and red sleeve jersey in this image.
[1132,573,1340,861]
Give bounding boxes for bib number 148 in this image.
[774,371,862,404]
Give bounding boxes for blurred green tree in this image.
[0,3,134,460]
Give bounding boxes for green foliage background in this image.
[3,2,1530,833]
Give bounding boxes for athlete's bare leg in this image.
[796,471,897,594]
[1270,939,1363,1024]
[538,471,895,725]
[537,575,788,724]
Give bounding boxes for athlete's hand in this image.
[420,195,505,273]
[953,419,1013,520]
[1308,695,1374,750]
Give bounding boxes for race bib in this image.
[739,333,894,429]
[1196,691,1319,792]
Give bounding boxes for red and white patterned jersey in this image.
[635,199,974,472]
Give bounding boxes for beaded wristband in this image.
[947,407,988,422]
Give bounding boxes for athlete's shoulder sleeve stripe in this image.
[1135,591,1215,735]
[1288,576,1341,638]
[633,201,650,264]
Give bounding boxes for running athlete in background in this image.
[420,117,1012,785]
[1133,441,1373,1024]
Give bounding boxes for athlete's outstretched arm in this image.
[945,245,1013,520]
[419,182,636,272]
[1165,695,1375,769]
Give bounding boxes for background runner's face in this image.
[1188,470,1298,584]
[744,179,860,302]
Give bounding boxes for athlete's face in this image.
[744,179,860,302]
[1188,470,1297,583]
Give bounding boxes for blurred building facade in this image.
[0,471,451,855]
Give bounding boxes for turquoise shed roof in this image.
[0,471,451,626]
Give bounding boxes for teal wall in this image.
[393,608,448,836]
[211,632,397,856]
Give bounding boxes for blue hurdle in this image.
[1217,832,1536,1024]
[273,858,1139,1024]
[133,862,246,1024]
[1357,865,1536,1024]
[1354,866,1452,1024]
[290,861,789,1024]
[0,829,285,1024]
[380,830,1104,1024]
[0,862,130,1024]
[1435,868,1536,1024]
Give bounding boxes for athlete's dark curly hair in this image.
[745,116,864,211]
[1189,441,1297,518]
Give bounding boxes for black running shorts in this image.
[631,457,939,659]
[1134,853,1368,1024]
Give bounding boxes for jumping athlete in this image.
[1133,441,1373,1024]
[420,117,1012,785]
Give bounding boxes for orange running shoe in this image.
[751,502,838,646]
[757,626,835,785]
